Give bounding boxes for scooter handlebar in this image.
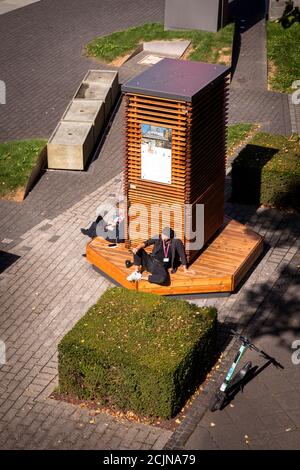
[230,330,284,369]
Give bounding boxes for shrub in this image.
[58,287,217,419]
[232,133,300,211]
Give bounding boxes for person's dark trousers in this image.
[84,215,104,239]
[133,249,169,285]
[83,217,124,242]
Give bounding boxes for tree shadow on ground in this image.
[223,164,300,352]
[225,196,300,251]
[230,0,268,79]
[0,250,20,274]
[218,356,284,410]
[243,262,300,351]
[231,144,279,206]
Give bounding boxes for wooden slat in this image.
[124,79,229,253]
[86,219,264,295]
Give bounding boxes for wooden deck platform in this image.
[86,218,264,295]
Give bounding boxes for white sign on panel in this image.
[141,124,172,185]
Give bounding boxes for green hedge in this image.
[232,133,300,211]
[58,287,217,419]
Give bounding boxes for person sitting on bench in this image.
[81,200,124,245]
[126,227,190,285]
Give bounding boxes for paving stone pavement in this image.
[0,4,293,244]
[0,173,173,449]
[0,0,293,145]
[0,0,164,142]
[0,95,126,239]
[1,166,300,449]
[0,0,299,451]
[229,7,292,135]
[229,86,291,135]
[289,94,300,135]
[165,205,300,450]
[164,31,299,443]
[0,0,163,244]
[231,18,267,90]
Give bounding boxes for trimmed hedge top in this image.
[58,288,217,418]
[60,287,216,372]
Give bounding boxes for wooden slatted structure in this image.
[86,218,264,295]
[86,59,264,295]
[122,58,230,263]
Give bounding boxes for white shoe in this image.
[126,271,142,282]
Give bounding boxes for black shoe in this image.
[171,267,178,274]
[81,228,89,236]
[125,260,133,268]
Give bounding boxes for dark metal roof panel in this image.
[121,58,230,102]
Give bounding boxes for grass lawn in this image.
[86,22,234,65]
[0,139,46,199]
[227,123,256,154]
[267,22,300,92]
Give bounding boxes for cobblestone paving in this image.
[0,0,299,451]
[0,0,163,142]
[0,97,125,242]
[165,205,300,449]
[289,94,300,135]
[229,14,291,136]
[229,86,291,135]
[165,4,299,448]
[0,173,172,450]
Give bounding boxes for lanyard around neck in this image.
[163,240,170,258]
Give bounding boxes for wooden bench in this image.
[86,217,264,295]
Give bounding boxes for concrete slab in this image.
[61,99,105,144]
[2,0,40,5]
[137,54,164,65]
[83,70,118,85]
[83,70,119,103]
[143,39,191,58]
[62,99,104,124]
[74,82,112,119]
[74,82,110,101]
[0,2,18,14]
[0,0,40,15]
[47,121,94,170]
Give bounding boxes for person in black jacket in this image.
[126,227,190,285]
